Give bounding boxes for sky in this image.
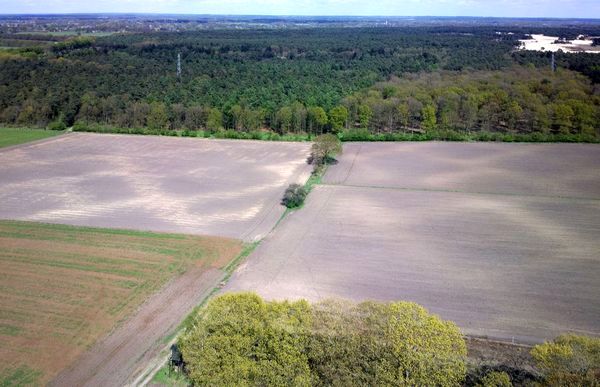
[1,0,599,18]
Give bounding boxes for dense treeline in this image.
[1,27,599,140]
[340,67,599,137]
[179,293,467,386]
[176,293,600,386]
[61,67,600,142]
[0,27,516,128]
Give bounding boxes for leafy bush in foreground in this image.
[531,334,600,386]
[178,293,467,386]
[179,293,312,386]
[477,371,512,387]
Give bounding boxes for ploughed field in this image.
[0,132,311,241]
[227,142,600,343]
[0,220,242,385]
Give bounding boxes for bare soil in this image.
[227,142,600,344]
[0,133,311,242]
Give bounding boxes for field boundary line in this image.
[321,182,600,202]
[341,143,362,184]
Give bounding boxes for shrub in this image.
[282,184,308,208]
[477,371,512,387]
[311,133,342,166]
[47,119,66,131]
[531,334,600,385]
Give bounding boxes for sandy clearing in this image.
[227,142,600,343]
[519,34,600,54]
[0,133,312,242]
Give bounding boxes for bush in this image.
[281,184,308,208]
[531,334,600,385]
[477,371,512,387]
[179,294,467,386]
[178,293,312,386]
[47,120,66,131]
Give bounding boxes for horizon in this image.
[0,12,600,23]
[1,13,600,20]
[1,0,599,19]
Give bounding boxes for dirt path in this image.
[49,267,224,387]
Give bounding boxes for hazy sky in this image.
[2,0,599,18]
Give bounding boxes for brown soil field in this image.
[0,220,242,385]
[325,142,600,198]
[227,142,600,343]
[0,133,311,242]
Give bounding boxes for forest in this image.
[0,26,599,139]
[176,293,600,386]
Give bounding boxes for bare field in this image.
[0,133,311,241]
[0,220,242,385]
[325,142,600,198]
[227,142,600,343]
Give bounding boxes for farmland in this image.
[0,132,311,241]
[0,220,242,385]
[227,142,600,343]
[0,127,60,148]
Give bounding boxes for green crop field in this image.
[0,128,61,148]
[0,220,242,385]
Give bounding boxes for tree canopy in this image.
[178,293,467,386]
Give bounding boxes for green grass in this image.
[151,365,190,386]
[0,127,62,148]
[0,365,41,387]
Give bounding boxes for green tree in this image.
[275,106,293,133]
[329,105,349,133]
[568,100,596,136]
[206,108,223,131]
[551,103,575,134]
[505,101,523,132]
[291,101,308,133]
[311,133,342,167]
[307,106,328,135]
[147,102,169,130]
[309,300,467,386]
[531,334,600,386]
[358,104,373,129]
[421,104,437,132]
[179,293,312,387]
[185,106,205,130]
[396,102,410,131]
